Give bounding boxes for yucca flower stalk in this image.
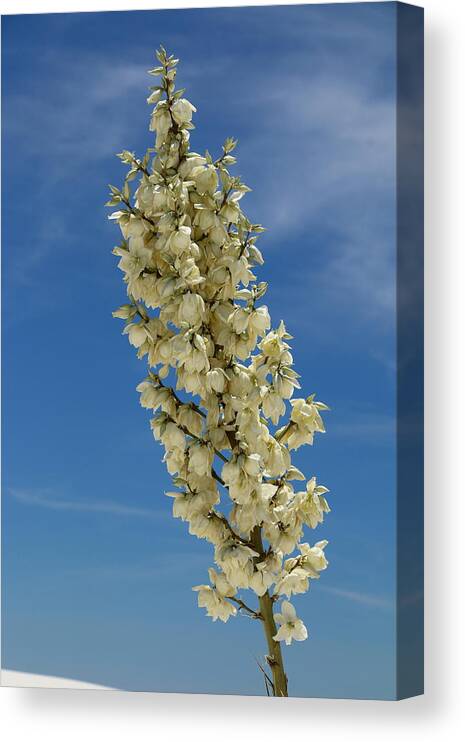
[107,47,330,697]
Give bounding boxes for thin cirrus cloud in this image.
[329,411,395,442]
[176,10,397,330]
[8,487,162,519]
[3,53,149,287]
[175,7,397,326]
[3,55,146,167]
[63,552,210,582]
[318,585,393,611]
[236,74,396,326]
[3,9,397,332]
[240,75,395,230]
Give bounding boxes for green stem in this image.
[260,591,288,696]
[251,527,288,697]
[258,591,288,697]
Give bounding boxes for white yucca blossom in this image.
[107,47,331,697]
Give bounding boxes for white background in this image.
[1,0,464,740]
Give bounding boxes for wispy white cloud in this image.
[8,488,163,519]
[4,9,397,333]
[319,585,393,610]
[3,51,149,288]
[235,72,396,326]
[330,411,395,442]
[4,54,146,167]
[173,12,397,330]
[63,552,209,582]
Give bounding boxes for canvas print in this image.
[1,2,424,699]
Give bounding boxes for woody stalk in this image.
[107,48,331,697]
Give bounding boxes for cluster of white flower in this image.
[108,48,330,657]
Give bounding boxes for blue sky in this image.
[2,3,399,698]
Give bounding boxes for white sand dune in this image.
[1,669,114,690]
